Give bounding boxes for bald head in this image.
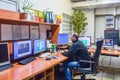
[71,34,78,42]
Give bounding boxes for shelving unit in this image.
[34,67,54,80]
[0,9,60,61]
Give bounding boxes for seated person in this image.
[61,34,90,80]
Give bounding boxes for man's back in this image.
[62,40,90,67]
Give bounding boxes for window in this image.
[0,0,19,12]
[62,13,72,43]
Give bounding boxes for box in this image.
[0,9,20,20]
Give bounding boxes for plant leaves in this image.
[71,9,88,35]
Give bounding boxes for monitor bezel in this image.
[79,36,91,47]
[0,42,11,66]
[57,33,69,45]
[13,40,32,60]
[33,38,47,56]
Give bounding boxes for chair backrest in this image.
[92,39,103,72]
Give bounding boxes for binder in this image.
[46,11,50,23]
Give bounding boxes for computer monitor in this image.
[79,36,91,47]
[13,40,32,60]
[103,39,113,48]
[0,43,10,66]
[58,34,69,45]
[33,39,46,55]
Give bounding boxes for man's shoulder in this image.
[74,40,81,44]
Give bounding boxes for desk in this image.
[88,48,120,56]
[88,48,120,67]
[0,52,68,80]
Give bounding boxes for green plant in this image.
[41,11,46,19]
[21,0,33,13]
[39,8,50,19]
[71,9,88,35]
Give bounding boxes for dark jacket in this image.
[62,40,90,67]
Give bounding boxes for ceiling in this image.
[72,1,120,9]
[71,0,93,2]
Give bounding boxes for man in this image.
[61,34,90,80]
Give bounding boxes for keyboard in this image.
[0,64,13,71]
[39,52,51,58]
[46,55,59,60]
[18,57,36,65]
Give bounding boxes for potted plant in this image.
[20,0,33,20]
[39,11,46,22]
[71,9,88,35]
[39,8,49,22]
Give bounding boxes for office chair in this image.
[73,39,103,80]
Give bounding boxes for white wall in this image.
[95,16,106,41]
[19,0,72,15]
[95,7,116,15]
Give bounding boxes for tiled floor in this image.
[73,67,120,80]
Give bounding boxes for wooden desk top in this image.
[0,52,67,80]
[88,48,120,56]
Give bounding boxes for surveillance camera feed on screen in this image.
[33,39,46,55]
[103,39,113,47]
[79,36,91,47]
[14,40,32,60]
[58,34,69,45]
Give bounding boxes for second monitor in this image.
[103,39,113,48]
[33,39,47,55]
[13,40,32,60]
[58,33,69,45]
[79,36,91,47]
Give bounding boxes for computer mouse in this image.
[45,56,51,60]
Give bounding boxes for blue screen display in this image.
[33,39,46,54]
[58,34,69,45]
[103,39,113,46]
[14,40,32,60]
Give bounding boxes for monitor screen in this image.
[58,34,69,45]
[79,36,91,47]
[13,40,32,60]
[33,39,46,55]
[103,39,113,46]
[0,43,10,66]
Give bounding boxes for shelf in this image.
[46,72,54,77]
[46,67,54,75]
[0,18,60,26]
[46,73,54,80]
[35,72,45,80]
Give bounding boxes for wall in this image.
[19,0,72,15]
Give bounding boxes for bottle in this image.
[51,44,55,53]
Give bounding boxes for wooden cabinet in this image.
[0,10,60,61]
[33,67,54,80]
[0,18,60,43]
[0,52,68,80]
